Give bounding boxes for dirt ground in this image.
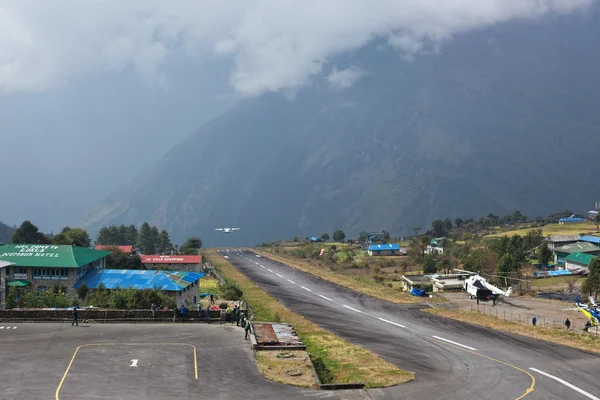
[439,292,592,332]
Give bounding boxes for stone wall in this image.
[0,309,228,322]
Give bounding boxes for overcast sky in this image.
[0,0,594,233]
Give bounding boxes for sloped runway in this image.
[222,249,600,400]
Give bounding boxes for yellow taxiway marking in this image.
[429,337,535,400]
[55,342,198,400]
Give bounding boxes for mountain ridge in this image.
[81,9,600,246]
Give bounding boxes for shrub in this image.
[219,302,228,310]
[221,279,244,301]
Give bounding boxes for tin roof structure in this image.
[74,269,205,291]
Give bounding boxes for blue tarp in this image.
[410,288,428,297]
[534,270,573,277]
[74,269,205,291]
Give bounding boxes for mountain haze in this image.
[81,11,600,246]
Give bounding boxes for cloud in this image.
[327,67,365,90]
[0,0,594,96]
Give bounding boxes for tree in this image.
[137,223,155,254]
[412,226,421,236]
[333,230,346,242]
[150,226,160,252]
[431,220,447,238]
[12,220,50,244]
[595,214,600,231]
[581,258,600,296]
[157,229,174,254]
[53,227,91,247]
[455,218,464,228]
[126,225,138,246]
[95,226,112,246]
[76,282,90,301]
[497,253,518,277]
[320,233,330,241]
[538,241,552,266]
[180,237,203,255]
[443,218,453,232]
[423,254,437,274]
[221,279,244,301]
[105,247,143,269]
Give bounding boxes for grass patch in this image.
[486,222,597,238]
[425,308,600,355]
[253,249,427,304]
[204,249,415,388]
[254,350,319,388]
[529,276,584,287]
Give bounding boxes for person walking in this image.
[565,318,571,330]
[232,305,239,324]
[151,303,157,319]
[209,294,215,305]
[532,316,537,326]
[226,305,232,322]
[71,306,79,327]
[205,307,210,323]
[180,305,188,322]
[197,302,201,320]
[245,320,251,340]
[173,305,179,323]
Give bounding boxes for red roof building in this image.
[95,245,136,254]
[140,255,202,264]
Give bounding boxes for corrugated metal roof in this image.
[559,217,584,222]
[368,244,400,251]
[0,260,14,268]
[546,234,581,242]
[579,235,600,245]
[564,252,596,266]
[554,242,600,254]
[73,269,205,291]
[0,244,110,268]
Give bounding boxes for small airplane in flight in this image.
[215,227,241,233]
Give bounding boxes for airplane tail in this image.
[504,287,512,297]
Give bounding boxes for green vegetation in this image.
[220,279,244,301]
[204,249,414,387]
[581,258,600,295]
[104,246,143,269]
[12,220,50,244]
[538,241,552,266]
[96,224,139,246]
[180,236,203,255]
[332,230,346,242]
[6,284,176,309]
[52,227,91,247]
[426,308,600,355]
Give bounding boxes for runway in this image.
[221,249,600,400]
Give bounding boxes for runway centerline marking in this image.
[276,273,283,278]
[267,269,273,272]
[343,305,363,313]
[318,294,333,301]
[529,368,599,400]
[431,336,477,351]
[287,279,296,284]
[300,286,312,292]
[377,317,405,328]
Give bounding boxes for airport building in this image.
[0,244,110,295]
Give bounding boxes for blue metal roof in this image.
[559,217,583,222]
[74,269,205,291]
[368,244,400,251]
[579,235,600,245]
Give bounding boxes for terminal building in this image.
[140,255,202,270]
[0,244,110,295]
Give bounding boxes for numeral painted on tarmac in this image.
[130,359,139,367]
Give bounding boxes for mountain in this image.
[0,221,15,244]
[81,10,600,246]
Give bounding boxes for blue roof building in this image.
[74,269,205,292]
[559,217,584,224]
[579,235,600,246]
[367,244,402,256]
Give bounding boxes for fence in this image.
[469,304,599,335]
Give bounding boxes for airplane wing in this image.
[215,228,224,231]
[231,228,240,231]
